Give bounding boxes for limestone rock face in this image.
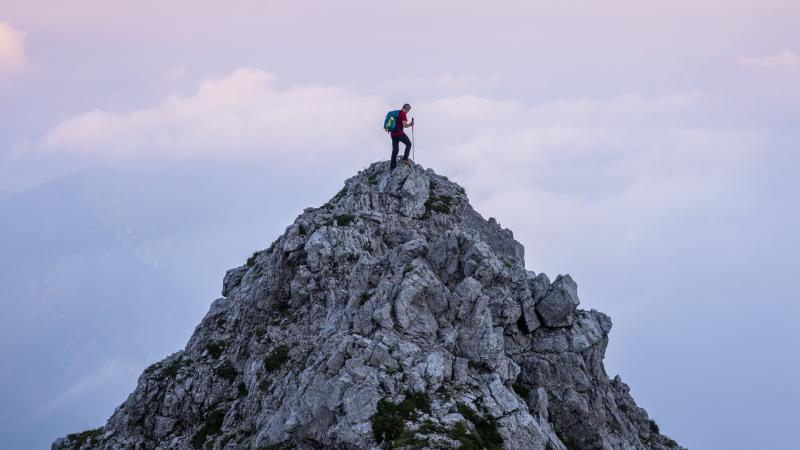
[53,161,684,450]
[535,274,580,328]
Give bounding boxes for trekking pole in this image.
[412,120,415,161]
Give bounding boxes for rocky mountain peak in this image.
[54,161,682,450]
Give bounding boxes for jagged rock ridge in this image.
[54,161,683,450]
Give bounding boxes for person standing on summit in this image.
[387,103,414,170]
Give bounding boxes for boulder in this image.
[536,274,580,327]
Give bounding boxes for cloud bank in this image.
[39,68,386,163]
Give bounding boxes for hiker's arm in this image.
[403,118,414,128]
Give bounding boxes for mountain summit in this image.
[54,161,683,450]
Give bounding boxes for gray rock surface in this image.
[53,161,684,450]
[536,274,580,328]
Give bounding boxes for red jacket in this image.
[390,110,408,138]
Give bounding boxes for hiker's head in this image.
[402,103,411,113]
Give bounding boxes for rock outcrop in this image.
[54,161,683,450]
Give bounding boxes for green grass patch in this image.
[334,214,356,226]
[205,340,227,359]
[264,345,290,372]
[391,429,428,449]
[371,392,432,445]
[246,251,260,267]
[67,427,103,449]
[144,357,189,381]
[372,399,406,444]
[397,391,432,417]
[143,362,160,374]
[425,194,453,215]
[214,361,237,382]
[418,420,447,434]
[448,421,485,450]
[456,404,503,450]
[512,381,530,400]
[191,409,225,449]
[162,357,188,379]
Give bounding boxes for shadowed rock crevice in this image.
[54,161,683,450]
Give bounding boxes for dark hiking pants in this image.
[390,134,412,170]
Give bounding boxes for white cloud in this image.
[409,92,761,272]
[0,21,27,73]
[738,49,800,70]
[38,67,387,162]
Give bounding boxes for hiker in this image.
[387,104,414,170]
